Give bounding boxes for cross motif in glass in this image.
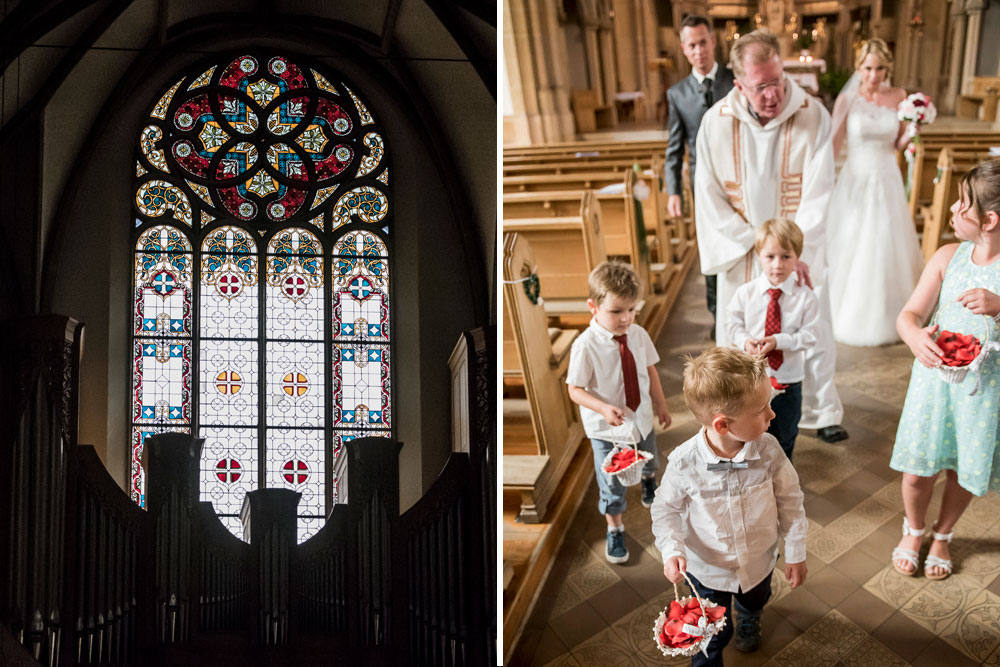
[216,458,242,483]
[282,459,309,484]
[152,271,176,295]
[218,272,242,297]
[282,371,309,397]
[349,276,372,300]
[283,275,308,299]
[216,370,243,395]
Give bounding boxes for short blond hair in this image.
[683,347,769,425]
[588,261,641,304]
[855,38,893,73]
[753,218,804,256]
[730,30,780,79]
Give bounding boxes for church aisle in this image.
[509,264,1000,666]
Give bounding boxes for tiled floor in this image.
[508,267,1000,666]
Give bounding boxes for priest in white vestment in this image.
[695,30,847,442]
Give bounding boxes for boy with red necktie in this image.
[726,218,820,461]
[567,261,672,564]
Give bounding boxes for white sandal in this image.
[891,517,925,576]
[925,525,954,580]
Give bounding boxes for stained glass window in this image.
[131,54,392,543]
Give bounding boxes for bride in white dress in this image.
[826,39,924,346]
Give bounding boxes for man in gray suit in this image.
[665,15,735,337]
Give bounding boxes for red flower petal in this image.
[705,605,726,622]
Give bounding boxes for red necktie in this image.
[613,334,641,411]
[765,288,783,370]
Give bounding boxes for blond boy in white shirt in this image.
[726,218,820,460]
[567,262,672,564]
[651,347,807,665]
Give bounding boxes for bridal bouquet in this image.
[898,92,937,139]
[899,92,937,196]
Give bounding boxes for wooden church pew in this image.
[502,232,585,523]
[906,132,1000,220]
[500,190,607,310]
[502,172,654,296]
[502,170,673,276]
[919,147,986,262]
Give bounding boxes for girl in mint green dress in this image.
[890,159,1000,581]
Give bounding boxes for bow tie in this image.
[706,461,749,472]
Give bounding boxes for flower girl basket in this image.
[600,422,653,487]
[652,571,727,658]
[931,304,999,392]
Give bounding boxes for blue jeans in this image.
[768,381,801,461]
[686,571,773,667]
[590,428,659,515]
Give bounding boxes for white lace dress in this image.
[826,96,924,346]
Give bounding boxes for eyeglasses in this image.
[741,79,783,95]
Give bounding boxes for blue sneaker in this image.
[606,528,629,564]
[641,477,657,508]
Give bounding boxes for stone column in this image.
[597,4,619,119]
[943,0,968,114]
[503,0,543,143]
[582,18,604,99]
[538,0,576,139]
[525,0,562,141]
[613,0,637,92]
[962,0,987,94]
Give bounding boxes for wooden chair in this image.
[501,232,585,523]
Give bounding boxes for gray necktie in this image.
[701,78,714,108]
[706,460,748,472]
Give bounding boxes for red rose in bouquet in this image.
[936,330,982,367]
[604,449,648,473]
[657,599,727,649]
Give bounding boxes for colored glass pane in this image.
[131,53,391,541]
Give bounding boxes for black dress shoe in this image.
[817,425,849,443]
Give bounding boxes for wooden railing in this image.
[1,317,496,666]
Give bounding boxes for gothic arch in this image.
[43,14,486,513]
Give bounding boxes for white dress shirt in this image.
[725,273,820,384]
[691,61,719,86]
[566,320,660,443]
[651,429,808,593]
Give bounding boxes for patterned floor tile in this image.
[765,635,838,667]
[939,588,1000,664]
[550,581,586,618]
[802,609,867,657]
[862,564,929,608]
[839,635,908,667]
[900,571,981,633]
[566,624,641,667]
[567,558,622,598]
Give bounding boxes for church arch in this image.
[43,15,485,516]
